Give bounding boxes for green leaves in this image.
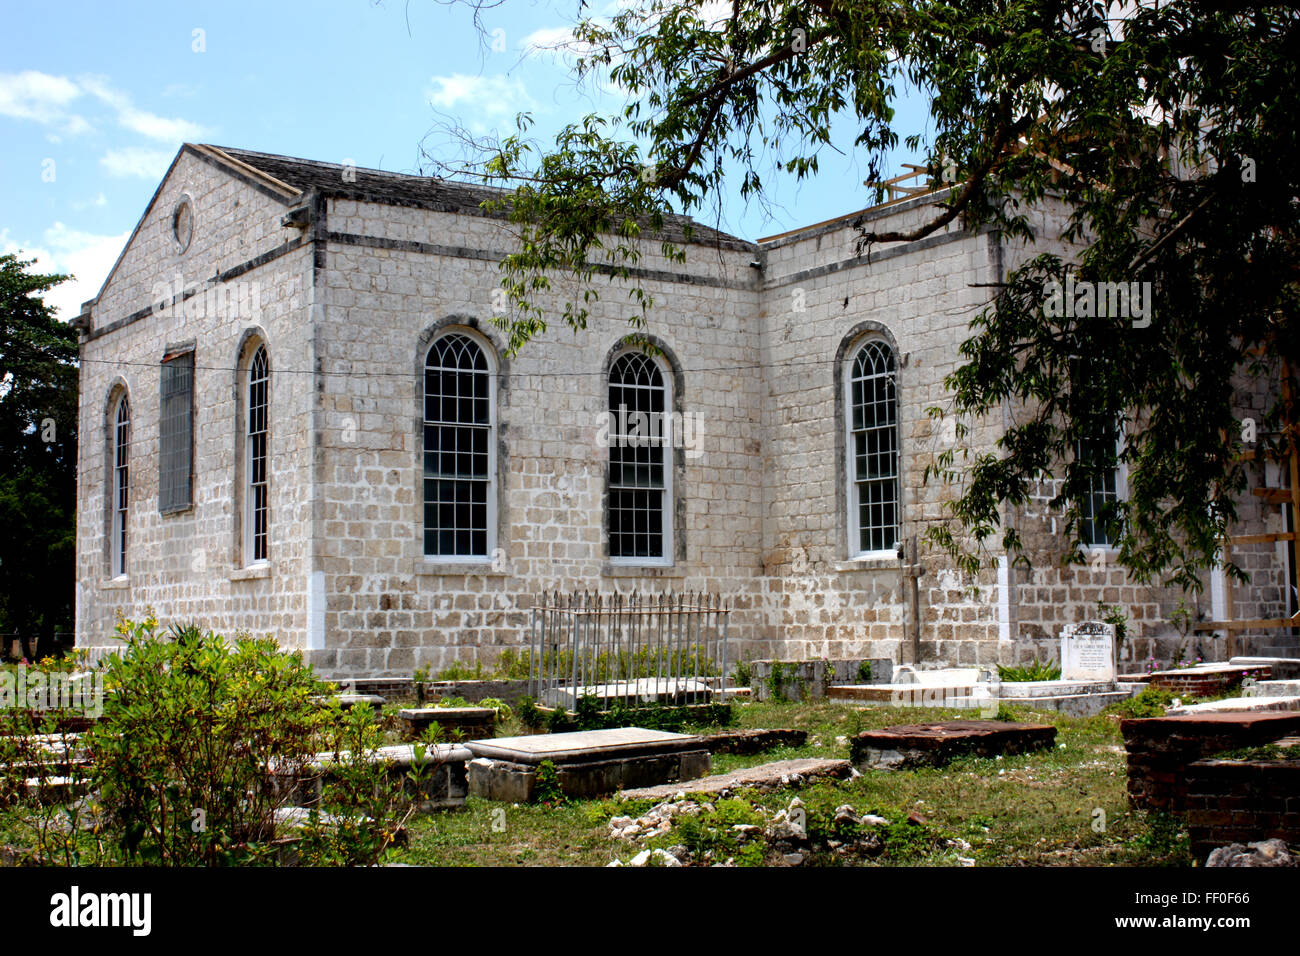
[78,619,403,866]
[439,2,1299,587]
[0,254,76,647]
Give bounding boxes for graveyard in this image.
[3,613,1296,868]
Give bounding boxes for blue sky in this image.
[2,0,928,320]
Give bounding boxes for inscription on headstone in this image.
[1060,620,1116,682]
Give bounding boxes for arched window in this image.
[1076,428,1123,548]
[846,339,900,555]
[424,332,494,558]
[245,345,269,564]
[112,395,130,576]
[608,351,671,562]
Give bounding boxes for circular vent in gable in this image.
[171,195,194,253]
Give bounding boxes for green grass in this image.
[1,697,1194,867]
[386,698,1192,867]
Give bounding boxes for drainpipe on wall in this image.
[903,534,923,664]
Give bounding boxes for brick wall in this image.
[1186,758,1300,860]
[1121,712,1300,812]
[1147,665,1272,697]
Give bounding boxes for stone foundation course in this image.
[851,720,1056,770]
[465,728,710,802]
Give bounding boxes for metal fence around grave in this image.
[529,591,730,710]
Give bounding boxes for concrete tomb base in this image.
[620,757,852,800]
[398,707,496,740]
[543,678,713,709]
[465,728,710,802]
[851,720,1057,770]
[290,743,472,812]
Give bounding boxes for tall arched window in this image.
[424,332,494,558]
[846,339,900,555]
[112,395,130,577]
[1076,427,1123,548]
[608,351,671,562]
[245,345,269,564]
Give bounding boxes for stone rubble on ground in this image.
[608,794,896,867]
[1205,839,1297,867]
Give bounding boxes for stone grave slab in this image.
[620,757,852,800]
[851,720,1056,770]
[398,706,495,740]
[1230,657,1300,680]
[465,728,709,801]
[1165,696,1300,716]
[828,684,977,706]
[694,728,807,755]
[1243,679,1300,698]
[288,743,472,812]
[544,677,712,709]
[1060,620,1116,682]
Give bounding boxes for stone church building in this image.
[72,144,1296,677]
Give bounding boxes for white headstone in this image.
[1060,620,1116,682]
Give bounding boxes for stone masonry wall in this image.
[309,197,768,675]
[75,150,316,651]
[74,150,1293,677]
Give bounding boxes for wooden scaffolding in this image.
[1195,359,1300,652]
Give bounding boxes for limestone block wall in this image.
[73,150,1292,677]
[756,194,1005,667]
[75,151,316,651]
[307,197,768,676]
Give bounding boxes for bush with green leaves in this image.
[997,660,1062,682]
[72,618,411,866]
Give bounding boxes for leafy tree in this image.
[0,253,77,657]
[432,0,1299,590]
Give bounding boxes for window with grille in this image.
[423,333,493,558]
[847,340,900,555]
[245,345,269,563]
[1076,430,1122,547]
[159,351,194,513]
[112,396,130,576]
[608,352,670,561]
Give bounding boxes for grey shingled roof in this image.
[212,145,751,248]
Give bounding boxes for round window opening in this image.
[171,198,194,253]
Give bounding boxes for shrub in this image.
[997,660,1061,682]
[1104,684,1181,719]
[77,618,409,866]
[532,760,565,806]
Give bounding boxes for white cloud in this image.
[0,70,91,135]
[79,74,205,142]
[100,146,175,179]
[1,225,130,320]
[71,192,108,211]
[0,71,205,143]
[428,73,538,132]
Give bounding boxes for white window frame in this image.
[844,339,901,559]
[243,344,270,566]
[111,395,130,578]
[422,330,497,563]
[1076,425,1128,551]
[607,350,674,567]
